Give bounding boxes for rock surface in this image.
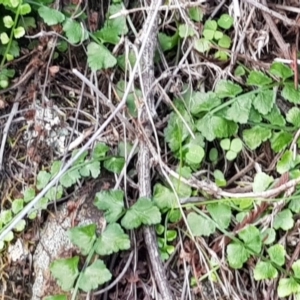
[31,177,113,300]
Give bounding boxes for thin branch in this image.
[136,1,174,299]
[109,0,206,19]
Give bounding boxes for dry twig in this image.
[136,1,174,299]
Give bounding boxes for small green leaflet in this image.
[204,19,217,31]
[202,20,217,40]
[214,50,229,61]
[248,107,262,122]
[239,225,262,254]
[95,3,128,44]
[203,26,220,41]
[188,7,203,22]
[94,223,130,255]
[207,203,231,229]
[220,139,230,151]
[50,161,62,178]
[0,68,15,78]
[14,27,25,39]
[45,186,63,202]
[231,138,243,152]
[169,209,182,223]
[194,38,211,53]
[72,149,87,165]
[103,157,125,174]
[217,14,233,29]
[278,278,300,298]
[261,228,276,245]
[14,219,26,232]
[158,32,179,52]
[196,114,238,141]
[50,257,79,291]
[24,187,35,203]
[270,62,293,80]
[189,91,221,115]
[226,242,249,269]
[153,183,177,210]
[187,212,216,237]
[63,19,87,44]
[218,34,231,48]
[19,4,31,15]
[117,51,136,73]
[227,226,262,269]
[171,176,192,198]
[253,261,278,280]
[107,4,128,35]
[78,260,112,292]
[92,143,109,159]
[224,94,253,124]
[242,126,271,150]
[286,107,300,127]
[209,148,218,162]
[289,195,300,213]
[60,168,81,188]
[164,112,190,152]
[95,26,119,45]
[4,40,19,58]
[214,169,226,187]
[36,170,51,190]
[12,199,24,214]
[282,82,300,104]
[79,160,101,178]
[3,16,13,28]
[214,80,242,98]
[0,33,9,44]
[166,230,177,241]
[292,260,300,279]
[270,131,293,153]
[184,144,204,165]
[87,42,117,71]
[38,7,65,26]
[253,172,273,193]
[94,190,124,223]
[276,150,295,174]
[247,71,272,87]
[4,231,14,242]
[252,89,274,115]
[35,197,48,210]
[178,24,195,38]
[274,209,294,231]
[234,65,246,77]
[263,105,286,126]
[267,244,286,266]
[67,224,96,256]
[1,210,12,225]
[121,198,161,229]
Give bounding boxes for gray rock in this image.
[31,177,113,300]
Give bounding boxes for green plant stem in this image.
[163,211,170,246]
[209,84,279,116]
[1,5,21,67]
[248,121,296,132]
[71,239,97,300]
[209,89,258,115]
